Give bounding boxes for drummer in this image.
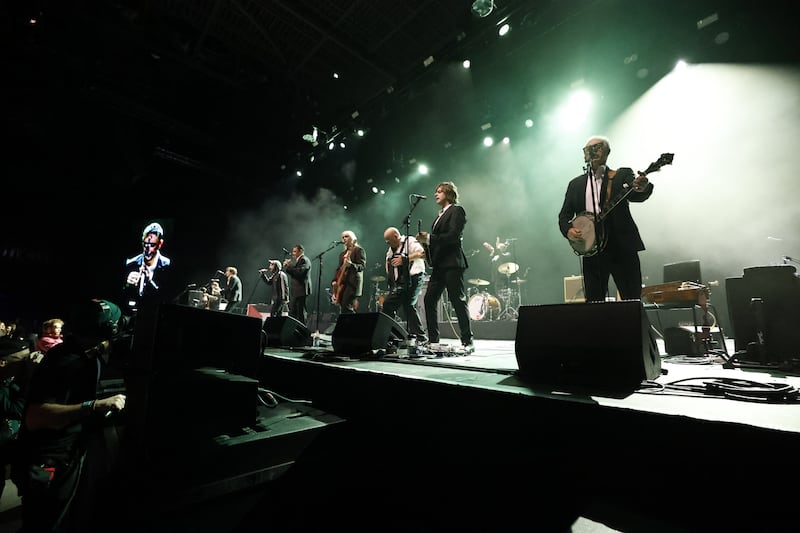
[481,236,513,292]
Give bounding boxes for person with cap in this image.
[260,260,289,318]
[123,221,172,312]
[12,298,127,533]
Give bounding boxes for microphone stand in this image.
[313,242,341,342]
[403,196,424,295]
[245,271,265,311]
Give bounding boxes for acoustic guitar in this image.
[570,152,674,257]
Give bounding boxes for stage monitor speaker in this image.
[332,312,408,357]
[131,303,263,378]
[263,316,312,348]
[514,300,661,393]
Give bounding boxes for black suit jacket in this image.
[334,245,366,296]
[429,204,469,270]
[285,254,312,296]
[558,166,653,253]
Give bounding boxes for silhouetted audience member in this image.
[35,318,65,354]
[12,299,127,533]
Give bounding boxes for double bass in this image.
[331,249,351,305]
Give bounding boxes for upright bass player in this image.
[331,230,366,314]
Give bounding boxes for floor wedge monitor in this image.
[514,300,661,393]
[263,315,312,348]
[332,312,407,357]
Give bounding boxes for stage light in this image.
[302,126,319,143]
[471,0,494,18]
[483,136,494,147]
[418,164,429,175]
[498,23,510,36]
[462,59,471,69]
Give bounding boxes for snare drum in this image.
[468,292,501,321]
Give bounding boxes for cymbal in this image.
[498,262,520,275]
[370,275,386,282]
[468,278,490,286]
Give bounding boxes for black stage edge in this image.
[307,312,518,341]
[251,350,800,532]
[436,318,517,340]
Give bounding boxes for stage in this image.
[249,332,800,532]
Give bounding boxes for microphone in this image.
[282,247,291,255]
[186,283,197,288]
[216,270,225,274]
[332,240,344,245]
[411,194,427,200]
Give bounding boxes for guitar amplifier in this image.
[563,276,585,303]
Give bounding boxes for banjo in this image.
[570,153,674,257]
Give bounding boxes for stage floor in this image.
[254,333,800,531]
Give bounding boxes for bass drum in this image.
[468,293,501,321]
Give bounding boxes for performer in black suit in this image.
[222,266,243,313]
[417,181,474,353]
[283,244,312,324]
[558,135,653,302]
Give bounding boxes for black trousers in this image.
[289,296,307,324]
[423,267,472,344]
[582,247,643,302]
[382,274,425,339]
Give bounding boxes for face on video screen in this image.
[123,220,172,312]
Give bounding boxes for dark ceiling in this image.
[2,0,798,322]
[3,0,527,205]
[4,0,796,212]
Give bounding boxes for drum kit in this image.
[467,241,524,320]
[368,274,387,312]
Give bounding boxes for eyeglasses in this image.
[582,143,603,154]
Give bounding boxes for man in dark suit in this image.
[222,266,243,313]
[558,135,653,301]
[283,244,312,324]
[417,181,474,354]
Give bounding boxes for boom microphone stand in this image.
[313,241,342,341]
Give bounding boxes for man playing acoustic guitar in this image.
[331,230,366,314]
[558,135,654,302]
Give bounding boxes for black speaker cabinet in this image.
[131,303,263,378]
[263,315,312,348]
[332,312,407,357]
[725,266,800,361]
[515,301,661,393]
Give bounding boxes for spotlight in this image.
[471,0,494,18]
